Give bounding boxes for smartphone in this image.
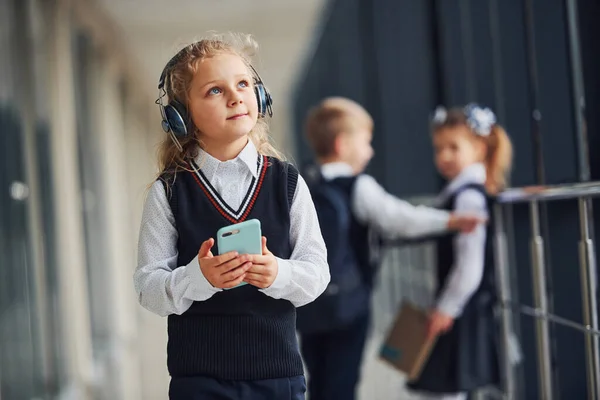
[216,219,262,289]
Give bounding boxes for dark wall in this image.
[293,0,441,192]
[581,0,600,183]
[293,0,600,398]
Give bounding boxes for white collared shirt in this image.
[320,162,450,239]
[134,141,330,316]
[435,163,488,317]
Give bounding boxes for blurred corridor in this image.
[1,0,325,399]
[2,0,600,399]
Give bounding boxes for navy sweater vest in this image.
[162,155,302,380]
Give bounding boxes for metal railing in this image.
[495,182,600,400]
[364,183,600,399]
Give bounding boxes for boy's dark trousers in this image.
[300,311,370,400]
[169,375,306,400]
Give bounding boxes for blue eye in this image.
[238,80,249,88]
[208,87,221,95]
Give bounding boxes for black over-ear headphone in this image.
[156,43,273,145]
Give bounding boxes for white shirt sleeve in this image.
[352,174,450,239]
[260,174,330,307]
[436,189,488,317]
[134,180,221,317]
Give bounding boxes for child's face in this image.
[339,129,374,174]
[187,53,258,148]
[433,126,484,180]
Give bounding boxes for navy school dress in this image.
[407,183,500,394]
[162,156,306,400]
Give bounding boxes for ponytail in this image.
[484,125,513,194]
[430,104,513,194]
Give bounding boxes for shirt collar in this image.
[193,140,259,181]
[320,162,355,180]
[437,162,486,203]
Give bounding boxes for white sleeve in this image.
[133,180,221,317]
[352,174,450,239]
[436,189,488,317]
[260,174,330,307]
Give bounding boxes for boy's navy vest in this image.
[162,155,302,380]
[297,174,379,335]
[334,176,381,290]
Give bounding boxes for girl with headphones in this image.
[134,33,329,400]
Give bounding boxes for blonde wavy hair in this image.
[156,32,283,174]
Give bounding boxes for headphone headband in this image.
[158,45,190,91]
[158,43,268,90]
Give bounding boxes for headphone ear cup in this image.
[254,83,273,118]
[164,100,189,137]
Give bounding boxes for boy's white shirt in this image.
[320,162,450,239]
[134,140,330,316]
[321,161,487,318]
[434,162,488,317]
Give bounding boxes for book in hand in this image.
[379,301,438,381]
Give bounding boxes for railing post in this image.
[529,200,553,400]
[493,202,516,399]
[578,197,600,400]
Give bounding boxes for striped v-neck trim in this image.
[188,155,267,223]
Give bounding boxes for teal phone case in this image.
[216,219,262,289]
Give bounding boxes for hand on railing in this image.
[497,180,600,203]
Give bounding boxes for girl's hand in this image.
[244,237,278,289]
[198,238,252,289]
[427,309,454,339]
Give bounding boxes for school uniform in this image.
[407,163,500,398]
[134,140,330,400]
[299,162,450,400]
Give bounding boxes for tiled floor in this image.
[356,243,436,399]
[355,242,500,400]
[357,331,421,400]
